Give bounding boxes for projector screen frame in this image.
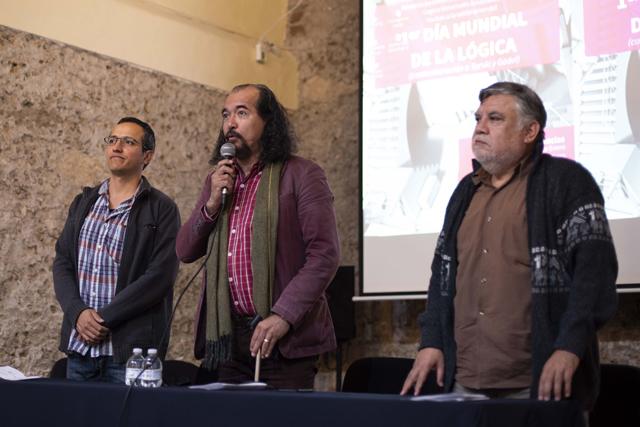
[358,0,640,298]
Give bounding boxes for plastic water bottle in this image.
[140,348,163,388]
[125,348,144,386]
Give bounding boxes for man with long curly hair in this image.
[177,84,340,388]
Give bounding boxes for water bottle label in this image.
[125,368,142,385]
[141,370,162,381]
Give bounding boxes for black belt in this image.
[232,313,262,330]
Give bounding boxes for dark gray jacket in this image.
[53,177,180,363]
[420,142,618,408]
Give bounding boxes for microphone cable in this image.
[117,202,226,427]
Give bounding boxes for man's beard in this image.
[234,139,253,160]
[473,146,526,176]
[225,131,253,160]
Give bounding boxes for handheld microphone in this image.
[219,142,236,207]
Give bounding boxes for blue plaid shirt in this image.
[68,179,139,357]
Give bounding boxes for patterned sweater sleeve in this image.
[551,161,618,357]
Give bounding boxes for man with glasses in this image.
[53,117,180,383]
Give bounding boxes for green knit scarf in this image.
[203,162,281,370]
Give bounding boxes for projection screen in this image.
[362,0,640,296]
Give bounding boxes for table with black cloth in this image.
[0,378,585,427]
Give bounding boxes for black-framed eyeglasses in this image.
[103,136,140,146]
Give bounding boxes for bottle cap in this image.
[147,348,158,355]
[133,348,143,354]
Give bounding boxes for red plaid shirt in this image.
[226,162,264,316]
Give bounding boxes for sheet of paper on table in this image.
[189,381,269,391]
[410,392,489,402]
[0,366,42,381]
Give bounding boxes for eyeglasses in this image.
[103,136,140,146]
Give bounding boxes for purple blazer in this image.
[176,156,340,359]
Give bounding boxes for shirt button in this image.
[480,278,487,285]
[479,311,485,316]
[93,268,99,273]
[96,244,102,250]
[481,248,488,254]
[228,252,232,257]
[487,216,492,223]
[235,206,240,211]
[229,277,234,283]
[234,301,239,306]
[240,184,245,189]
[90,291,97,297]
[231,229,236,234]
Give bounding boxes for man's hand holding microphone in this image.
[205,142,236,215]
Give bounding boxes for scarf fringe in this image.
[203,335,232,371]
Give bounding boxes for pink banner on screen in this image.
[543,126,574,159]
[583,0,640,56]
[457,126,575,180]
[373,0,560,88]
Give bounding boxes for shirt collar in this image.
[472,151,534,187]
[99,178,142,208]
[234,161,265,181]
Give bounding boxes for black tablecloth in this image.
[0,378,585,427]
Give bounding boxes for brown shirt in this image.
[454,159,533,389]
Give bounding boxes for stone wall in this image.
[0,22,223,374]
[1,0,639,392]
